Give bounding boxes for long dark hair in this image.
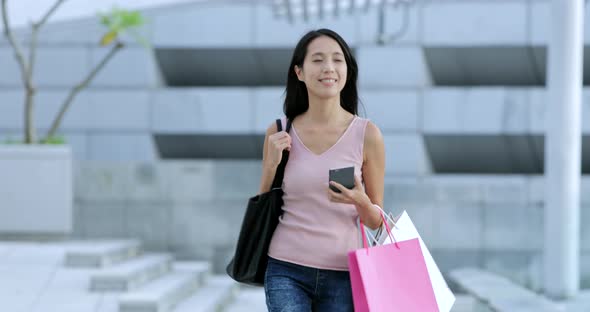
[283,29,359,120]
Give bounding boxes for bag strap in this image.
[270,118,292,190]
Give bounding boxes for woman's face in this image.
[295,36,348,100]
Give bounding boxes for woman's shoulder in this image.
[360,118,383,145]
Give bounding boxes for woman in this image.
[260,29,386,312]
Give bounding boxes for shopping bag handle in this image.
[359,205,400,252]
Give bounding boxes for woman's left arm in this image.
[328,121,385,230]
[356,121,386,230]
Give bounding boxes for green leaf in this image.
[42,135,66,145]
[97,7,148,47]
[100,30,118,46]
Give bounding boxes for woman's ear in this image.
[294,65,304,82]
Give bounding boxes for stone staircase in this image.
[63,240,244,312]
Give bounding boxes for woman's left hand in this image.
[328,174,371,208]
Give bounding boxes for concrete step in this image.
[90,254,173,292]
[118,262,210,312]
[450,268,559,312]
[173,275,238,312]
[224,287,266,312]
[64,240,141,268]
[451,294,477,312]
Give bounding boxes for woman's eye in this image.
[313,60,322,63]
[335,59,344,63]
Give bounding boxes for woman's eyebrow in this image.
[311,52,344,57]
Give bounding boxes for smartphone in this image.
[329,166,355,193]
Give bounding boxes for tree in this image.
[1,0,146,143]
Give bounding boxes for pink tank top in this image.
[268,115,369,271]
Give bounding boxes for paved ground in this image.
[0,241,115,312]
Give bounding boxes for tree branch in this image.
[28,0,66,81]
[44,42,124,141]
[1,0,31,89]
[34,0,65,29]
[2,0,38,142]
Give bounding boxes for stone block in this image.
[160,161,215,202]
[384,177,431,203]
[163,161,216,201]
[71,204,85,239]
[62,132,88,161]
[89,47,160,87]
[383,134,432,175]
[361,90,419,132]
[126,163,170,202]
[481,250,541,291]
[0,90,24,128]
[429,249,482,274]
[75,164,133,202]
[0,49,22,86]
[528,88,546,134]
[84,91,151,130]
[153,4,254,47]
[37,19,106,45]
[422,1,527,45]
[169,200,243,261]
[252,87,285,133]
[428,175,484,203]
[482,176,529,204]
[527,176,544,205]
[86,133,156,161]
[482,204,543,250]
[528,1,549,45]
[126,204,170,251]
[79,203,127,238]
[212,160,261,200]
[423,88,529,134]
[1,47,90,87]
[151,89,203,133]
[195,88,254,133]
[434,203,484,249]
[583,178,590,204]
[37,47,91,87]
[358,47,432,88]
[0,145,72,234]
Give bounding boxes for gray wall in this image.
[73,161,590,289]
[1,0,590,170]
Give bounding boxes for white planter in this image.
[0,145,72,235]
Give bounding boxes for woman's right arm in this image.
[259,121,292,194]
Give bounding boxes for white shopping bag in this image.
[371,210,456,312]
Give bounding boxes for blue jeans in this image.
[264,257,354,312]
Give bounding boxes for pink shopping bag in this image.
[349,222,439,311]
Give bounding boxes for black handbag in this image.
[226,118,292,286]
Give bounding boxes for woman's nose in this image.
[322,62,335,72]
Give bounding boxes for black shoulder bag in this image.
[226,118,292,286]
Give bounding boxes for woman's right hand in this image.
[265,130,291,168]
